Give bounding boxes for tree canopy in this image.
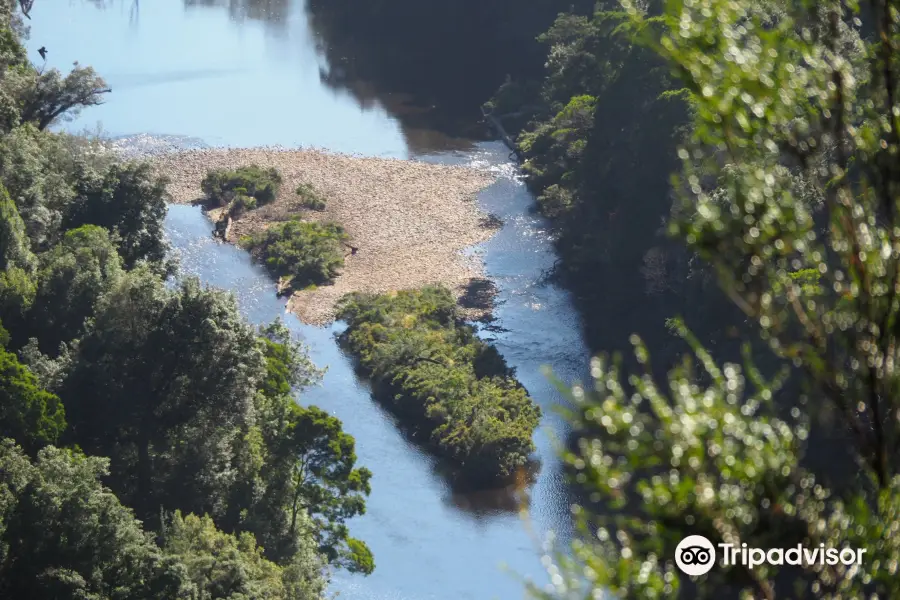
[0,1,371,596]
[0,344,64,452]
[0,440,184,599]
[161,511,326,600]
[240,219,348,291]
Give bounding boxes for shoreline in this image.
[150,146,500,324]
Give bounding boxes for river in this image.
[27,1,590,598]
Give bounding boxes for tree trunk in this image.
[136,431,153,519]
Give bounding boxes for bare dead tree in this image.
[18,0,33,19]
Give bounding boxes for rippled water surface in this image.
[29,1,590,598]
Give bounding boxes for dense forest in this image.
[528,0,900,598]
[481,0,769,377]
[488,0,710,366]
[0,2,373,596]
[308,0,900,597]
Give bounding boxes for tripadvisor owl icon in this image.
[675,535,716,576]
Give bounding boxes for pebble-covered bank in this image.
[150,147,499,324]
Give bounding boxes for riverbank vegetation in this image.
[202,163,283,218]
[336,286,540,484]
[0,2,372,595]
[240,219,348,290]
[202,164,282,207]
[296,182,327,211]
[486,1,726,369]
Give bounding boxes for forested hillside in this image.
[486,0,753,370]
[531,0,900,598]
[0,2,372,596]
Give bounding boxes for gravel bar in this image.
[150,147,499,325]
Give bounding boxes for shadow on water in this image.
[446,464,539,517]
[184,0,290,29]
[458,276,499,323]
[303,0,590,140]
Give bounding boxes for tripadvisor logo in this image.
[675,535,716,576]
[674,535,867,576]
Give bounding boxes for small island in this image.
[336,286,541,484]
[152,147,499,323]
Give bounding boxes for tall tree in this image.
[243,322,373,574]
[160,511,326,600]
[67,161,171,271]
[0,346,64,452]
[9,63,110,130]
[60,271,265,525]
[0,440,186,599]
[0,124,77,247]
[0,182,36,334]
[28,224,123,353]
[280,405,373,574]
[0,180,34,272]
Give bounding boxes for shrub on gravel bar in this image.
[201,164,283,209]
[296,182,327,211]
[239,220,348,290]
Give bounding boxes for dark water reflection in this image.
[304,0,583,143]
[184,0,291,28]
[29,1,590,598]
[31,0,408,154]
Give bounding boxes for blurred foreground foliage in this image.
[532,1,900,599]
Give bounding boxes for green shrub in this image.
[536,183,574,219]
[226,192,257,217]
[296,183,327,211]
[201,165,282,208]
[240,219,348,289]
[335,286,541,484]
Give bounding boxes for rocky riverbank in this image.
[150,146,499,324]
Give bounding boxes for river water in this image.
[28,1,590,598]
